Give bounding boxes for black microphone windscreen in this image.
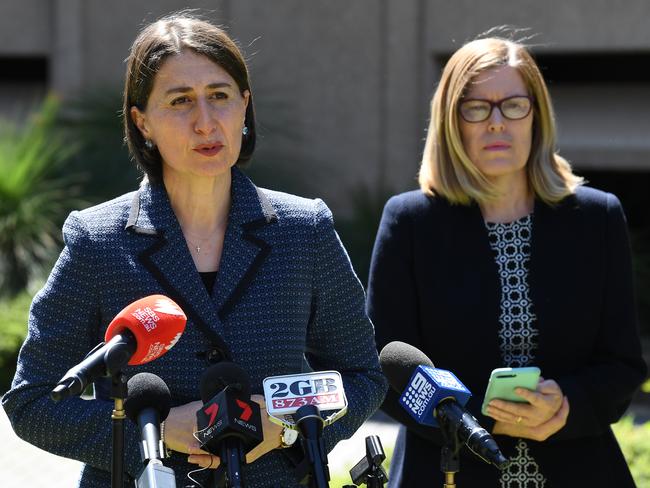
[200,361,251,403]
[124,372,172,423]
[379,341,434,392]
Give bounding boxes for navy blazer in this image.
[3,168,387,488]
[367,186,646,487]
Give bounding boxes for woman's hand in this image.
[163,400,221,469]
[187,394,284,469]
[243,395,283,463]
[492,396,569,441]
[486,379,570,441]
[164,400,206,455]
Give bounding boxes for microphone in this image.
[124,373,176,488]
[379,341,508,469]
[196,362,264,488]
[124,373,172,463]
[262,371,349,488]
[51,295,187,401]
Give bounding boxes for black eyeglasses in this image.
[458,95,533,123]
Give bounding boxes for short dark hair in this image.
[123,13,256,183]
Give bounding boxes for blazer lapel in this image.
[529,194,579,365]
[213,168,277,321]
[125,182,231,358]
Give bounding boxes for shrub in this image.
[0,291,32,393]
[0,96,83,296]
[613,416,650,486]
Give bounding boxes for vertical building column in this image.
[51,0,84,98]
[383,0,427,192]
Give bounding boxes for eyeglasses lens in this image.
[460,96,531,122]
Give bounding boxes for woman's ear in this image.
[242,89,250,109]
[130,106,151,139]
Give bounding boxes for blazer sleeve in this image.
[303,199,388,453]
[551,193,647,441]
[367,196,422,350]
[1,212,145,478]
[366,196,448,445]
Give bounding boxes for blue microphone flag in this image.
[399,365,472,427]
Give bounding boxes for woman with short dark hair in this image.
[3,13,386,488]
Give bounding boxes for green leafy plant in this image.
[613,416,650,486]
[0,291,33,392]
[0,96,84,296]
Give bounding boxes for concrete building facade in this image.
[1,0,649,214]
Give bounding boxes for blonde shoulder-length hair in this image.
[418,37,583,205]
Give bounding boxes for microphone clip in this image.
[348,436,388,487]
[196,346,227,365]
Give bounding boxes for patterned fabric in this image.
[369,187,645,487]
[485,215,546,488]
[2,167,387,488]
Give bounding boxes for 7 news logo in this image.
[402,372,436,417]
[203,399,253,427]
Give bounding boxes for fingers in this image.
[528,396,570,441]
[537,379,562,395]
[250,394,266,405]
[187,445,209,456]
[554,396,570,423]
[486,403,521,423]
[188,453,221,469]
[486,398,534,421]
[486,404,538,428]
[487,378,563,426]
[245,440,268,464]
[487,395,556,427]
[492,396,570,442]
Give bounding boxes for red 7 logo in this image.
[236,399,252,421]
[204,403,219,426]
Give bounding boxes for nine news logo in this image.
[399,365,472,427]
[401,371,436,418]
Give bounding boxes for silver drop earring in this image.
[145,139,155,150]
[242,126,249,136]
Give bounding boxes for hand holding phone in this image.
[481,367,540,416]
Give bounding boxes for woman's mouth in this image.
[193,143,224,157]
[484,142,511,151]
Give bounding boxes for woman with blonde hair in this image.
[368,36,645,487]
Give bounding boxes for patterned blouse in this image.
[485,215,547,488]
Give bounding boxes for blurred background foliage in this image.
[0,96,85,296]
[1,92,650,484]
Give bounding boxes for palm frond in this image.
[0,95,85,296]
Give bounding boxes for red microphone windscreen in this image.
[104,295,187,365]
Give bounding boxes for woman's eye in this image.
[466,103,488,114]
[170,96,191,106]
[210,92,228,100]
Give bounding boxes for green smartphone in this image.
[481,366,541,416]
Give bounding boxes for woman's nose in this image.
[193,98,217,135]
[487,106,506,132]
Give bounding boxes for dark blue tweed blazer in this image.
[3,168,387,487]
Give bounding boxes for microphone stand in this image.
[345,435,388,487]
[212,437,245,488]
[438,407,461,488]
[106,336,136,488]
[295,405,330,488]
[111,372,129,488]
